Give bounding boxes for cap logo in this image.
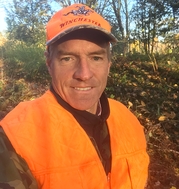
[64,6,93,16]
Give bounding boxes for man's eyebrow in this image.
[56,49,106,56]
[56,50,75,56]
[88,49,106,55]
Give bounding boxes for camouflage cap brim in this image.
[46,25,118,46]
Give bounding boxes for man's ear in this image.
[44,51,52,76]
[108,61,111,74]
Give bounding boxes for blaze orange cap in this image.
[46,3,117,46]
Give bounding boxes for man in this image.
[0,3,149,189]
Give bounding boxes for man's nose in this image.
[73,58,93,81]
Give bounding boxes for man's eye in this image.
[93,57,101,61]
[62,57,71,61]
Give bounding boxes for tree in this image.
[130,0,148,53]
[131,0,174,54]
[124,0,129,54]
[169,0,179,19]
[53,0,110,16]
[5,0,53,44]
[110,0,132,56]
[53,0,133,55]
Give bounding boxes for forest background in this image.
[0,0,179,188]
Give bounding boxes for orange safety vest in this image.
[0,90,149,189]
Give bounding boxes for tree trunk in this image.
[124,0,129,55]
[0,59,3,82]
[148,10,151,54]
[151,17,156,53]
[112,0,125,55]
[112,0,124,39]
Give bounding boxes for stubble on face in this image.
[46,29,111,114]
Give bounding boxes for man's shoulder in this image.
[107,99,147,153]
[108,98,130,113]
[0,89,71,134]
[0,127,38,189]
[108,98,141,124]
[0,90,60,124]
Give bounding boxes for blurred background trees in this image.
[5,0,53,45]
[0,0,178,54]
[0,0,178,81]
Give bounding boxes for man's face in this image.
[46,31,111,114]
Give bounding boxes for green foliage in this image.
[106,57,179,121]
[105,86,114,92]
[5,0,53,44]
[3,40,50,83]
[127,51,150,62]
[0,81,3,92]
[112,41,125,56]
[131,0,179,54]
[110,94,115,99]
[155,46,179,64]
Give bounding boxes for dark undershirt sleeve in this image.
[0,127,38,189]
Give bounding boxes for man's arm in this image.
[0,127,38,189]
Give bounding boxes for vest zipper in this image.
[107,172,111,188]
[75,124,111,187]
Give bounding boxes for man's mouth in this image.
[74,87,92,91]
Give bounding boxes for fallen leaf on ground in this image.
[159,116,166,121]
[141,101,146,106]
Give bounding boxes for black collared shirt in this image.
[50,86,112,175]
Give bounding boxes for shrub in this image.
[3,40,50,84]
